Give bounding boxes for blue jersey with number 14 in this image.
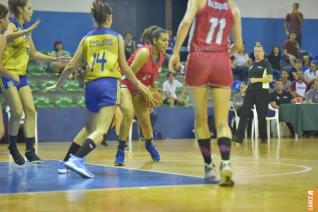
[83,27,121,82]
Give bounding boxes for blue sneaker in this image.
[65,155,95,178]
[145,142,160,161]
[57,161,71,174]
[114,149,125,166]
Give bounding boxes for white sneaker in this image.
[204,163,217,181]
[57,161,71,174]
[219,162,234,187]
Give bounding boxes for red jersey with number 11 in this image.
[188,0,234,52]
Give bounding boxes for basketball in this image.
[142,90,163,108]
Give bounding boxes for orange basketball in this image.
[141,90,163,108]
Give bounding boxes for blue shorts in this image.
[85,77,120,113]
[0,75,29,93]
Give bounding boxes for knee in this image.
[10,108,24,120]
[24,106,36,118]
[194,113,208,127]
[122,108,134,122]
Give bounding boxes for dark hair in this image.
[91,0,112,25]
[293,3,299,8]
[141,25,167,45]
[54,40,63,52]
[0,4,8,18]
[167,71,176,78]
[8,0,28,18]
[271,45,281,57]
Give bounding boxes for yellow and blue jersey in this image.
[3,17,31,76]
[83,27,121,82]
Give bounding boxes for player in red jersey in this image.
[169,0,243,186]
[114,26,169,166]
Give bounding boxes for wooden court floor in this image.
[0,138,317,212]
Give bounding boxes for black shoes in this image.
[9,146,25,165]
[25,148,42,163]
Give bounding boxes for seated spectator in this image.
[267,45,282,71]
[49,41,71,74]
[270,80,295,137]
[166,29,176,55]
[162,72,186,107]
[305,79,318,104]
[124,32,137,59]
[289,59,302,81]
[232,45,250,81]
[291,71,308,99]
[232,82,247,116]
[281,70,292,92]
[303,61,318,86]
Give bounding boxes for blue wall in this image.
[31,0,166,53]
[242,18,318,55]
[35,107,217,142]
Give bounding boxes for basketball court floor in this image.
[0,138,316,211]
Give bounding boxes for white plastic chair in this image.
[266,104,281,139]
[251,104,281,140]
[6,106,38,154]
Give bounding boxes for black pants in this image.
[236,88,269,140]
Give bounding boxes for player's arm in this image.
[129,47,149,74]
[169,0,198,71]
[5,20,40,42]
[29,36,59,62]
[229,0,243,54]
[45,38,84,92]
[0,36,19,82]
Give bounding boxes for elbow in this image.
[234,42,243,52]
[181,19,192,28]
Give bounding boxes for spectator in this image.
[267,46,281,71]
[232,45,249,81]
[283,32,300,67]
[124,32,137,59]
[232,82,247,114]
[291,71,308,98]
[270,80,295,137]
[303,61,318,86]
[284,2,304,46]
[305,79,318,104]
[289,59,302,81]
[280,70,292,92]
[49,41,71,73]
[162,72,186,107]
[166,30,176,55]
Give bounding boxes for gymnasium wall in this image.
[0,0,316,55]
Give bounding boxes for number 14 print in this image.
[91,51,107,71]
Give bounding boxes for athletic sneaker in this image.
[9,146,25,165]
[219,162,234,187]
[145,141,160,161]
[204,163,217,181]
[57,161,71,174]
[25,148,42,163]
[65,155,94,178]
[114,149,125,166]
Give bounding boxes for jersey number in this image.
[91,51,107,71]
[205,18,226,45]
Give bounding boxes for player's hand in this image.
[25,19,41,33]
[169,53,181,73]
[56,56,72,63]
[138,83,157,105]
[9,73,20,83]
[44,85,58,92]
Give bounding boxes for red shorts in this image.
[185,51,233,87]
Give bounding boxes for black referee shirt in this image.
[247,59,273,90]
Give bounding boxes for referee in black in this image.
[233,44,273,144]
